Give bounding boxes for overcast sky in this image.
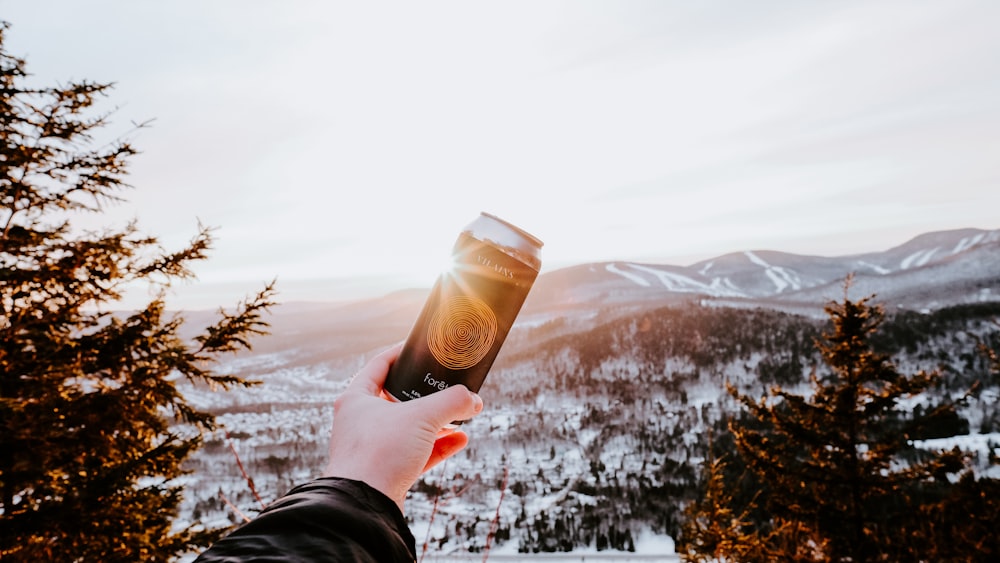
[4,0,999,309]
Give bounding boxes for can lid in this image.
[463,212,543,271]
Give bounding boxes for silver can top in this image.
[461,212,543,271]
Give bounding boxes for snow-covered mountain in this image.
[184,227,995,342]
[522,227,1000,317]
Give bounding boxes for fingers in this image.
[423,431,470,473]
[408,384,484,431]
[348,342,404,396]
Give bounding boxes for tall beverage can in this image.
[384,212,542,405]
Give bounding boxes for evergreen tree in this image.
[980,326,1000,387]
[680,456,769,563]
[680,439,832,563]
[1,21,275,561]
[723,284,968,562]
[915,471,1000,562]
[910,331,1000,562]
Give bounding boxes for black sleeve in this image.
[193,477,416,563]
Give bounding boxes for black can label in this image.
[384,233,538,401]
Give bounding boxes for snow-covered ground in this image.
[914,432,1000,478]
[419,528,677,561]
[171,290,1000,561]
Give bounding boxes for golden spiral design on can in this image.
[427,295,498,370]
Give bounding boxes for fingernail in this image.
[471,392,483,414]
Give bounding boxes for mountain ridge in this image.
[519,227,1000,318]
[215,226,999,350]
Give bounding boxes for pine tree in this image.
[680,456,768,563]
[725,282,968,562]
[1,21,276,561]
[911,330,1000,562]
[680,434,832,563]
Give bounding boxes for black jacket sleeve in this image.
[193,477,416,562]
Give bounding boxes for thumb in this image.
[410,385,484,429]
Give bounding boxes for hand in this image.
[323,342,484,510]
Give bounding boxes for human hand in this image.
[323,342,484,510]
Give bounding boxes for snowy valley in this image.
[175,228,1000,560]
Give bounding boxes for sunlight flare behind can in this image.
[383,213,542,407]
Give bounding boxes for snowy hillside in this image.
[175,228,1000,559]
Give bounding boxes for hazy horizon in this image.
[142,223,995,311]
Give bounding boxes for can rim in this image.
[479,212,544,248]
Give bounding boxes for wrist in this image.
[323,462,405,512]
